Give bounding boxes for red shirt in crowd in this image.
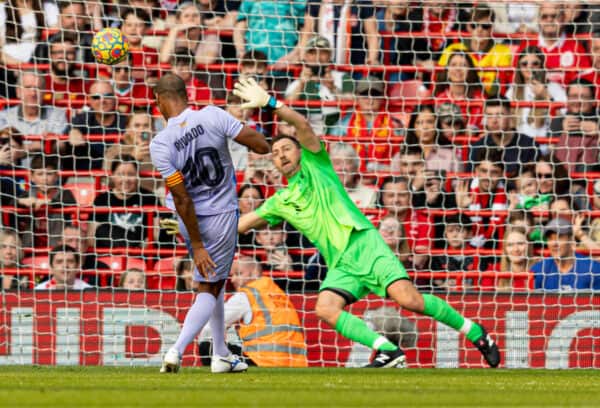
[467,178,507,248]
[517,34,591,86]
[187,77,212,108]
[115,83,154,114]
[129,46,160,82]
[43,74,87,109]
[401,208,433,251]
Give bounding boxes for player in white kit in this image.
[150,73,269,373]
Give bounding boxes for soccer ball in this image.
[92,28,129,65]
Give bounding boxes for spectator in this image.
[0,70,68,156]
[428,213,477,292]
[411,169,457,249]
[119,268,146,290]
[238,50,270,90]
[377,0,428,76]
[175,258,194,291]
[506,45,567,141]
[285,35,354,135]
[438,5,512,96]
[62,80,128,170]
[487,1,539,35]
[390,144,425,191]
[199,254,308,367]
[456,148,507,250]
[0,127,26,207]
[516,3,591,86]
[31,1,94,65]
[468,97,538,177]
[254,226,299,272]
[563,3,592,36]
[508,164,551,212]
[494,227,535,292]
[404,104,463,174]
[578,32,600,101]
[433,51,485,132]
[169,48,212,108]
[198,0,241,31]
[330,142,377,208]
[531,217,600,291]
[0,229,24,290]
[0,0,45,64]
[40,33,87,107]
[550,78,600,174]
[110,56,153,115]
[120,7,159,84]
[377,215,410,266]
[304,0,379,66]
[235,0,307,68]
[159,1,221,65]
[378,176,430,268]
[16,155,76,249]
[35,245,92,290]
[420,1,467,63]
[54,223,109,282]
[104,111,160,195]
[436,103,469,162]
[332,76,401,172]
[33,0,94,63]
[573,213,600,255]
[237,183,264,248]
[90,155,164,249]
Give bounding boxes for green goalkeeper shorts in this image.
[320,228,410,302]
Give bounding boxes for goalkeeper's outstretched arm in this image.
[233,78,321,153]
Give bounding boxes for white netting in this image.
[0,0,599,368]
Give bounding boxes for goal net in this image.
[1,0,599,368]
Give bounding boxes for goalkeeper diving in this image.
[228,78,501,368]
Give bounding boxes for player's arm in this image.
[233,78,321,153]
[234,126,270,154]
[167,174,216,278]
[238,211,268,235]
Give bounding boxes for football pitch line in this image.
[0,367,598,407]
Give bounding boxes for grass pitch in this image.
[0,366,598,407]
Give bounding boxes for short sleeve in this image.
[48,108,68,134]
[211,106,243,140]
[150,135,179,180]
[255,195,284,226]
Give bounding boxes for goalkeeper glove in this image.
[160,218,180,235]
[233,77,283,111]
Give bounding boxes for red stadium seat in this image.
[148,257,178,290]
[388,80,431,112]
[64,183,96,207]
[22,255,50,270]
[97,256,147,273]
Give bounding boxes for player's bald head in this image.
[154,73,188,101]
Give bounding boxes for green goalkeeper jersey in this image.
[255,143,374,268]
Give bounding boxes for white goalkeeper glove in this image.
[160,218,180,235]
[233,77,283,110]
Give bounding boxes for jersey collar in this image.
[167,108,192,127]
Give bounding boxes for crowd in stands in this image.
[2,1,600,294]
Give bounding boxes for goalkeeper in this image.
[232,78,500,368]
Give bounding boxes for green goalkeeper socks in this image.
[335,311,398,352]
[422,294,483,342]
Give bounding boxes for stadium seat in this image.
[22,255,50,270]
[147,257,178,290]
[97,256,147,273]
[388,80,431,112]
[64,182,96,207]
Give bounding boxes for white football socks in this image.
[173,292,216,356]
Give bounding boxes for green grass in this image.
[0,367,598,407]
